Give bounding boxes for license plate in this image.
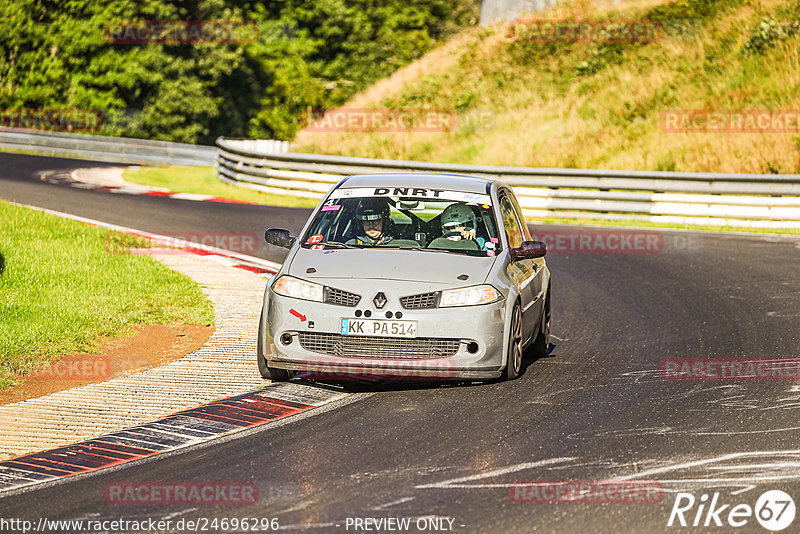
[340,318,418,338]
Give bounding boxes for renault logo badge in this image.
[373,292,387,309]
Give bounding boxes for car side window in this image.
[507,191,532,241]
[499,194,524,249]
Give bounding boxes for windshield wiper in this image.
[396,246,466,255]
[321,241,359,249]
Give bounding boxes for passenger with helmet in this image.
[346,198,395,246]
[435,202,485,250]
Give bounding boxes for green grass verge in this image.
[0,201,215,390]
[123,166,320,209]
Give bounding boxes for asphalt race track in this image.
[0,153,307,265]
[2,152,800,533]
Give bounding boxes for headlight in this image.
[439,285,501,307]
[272,275,324,302]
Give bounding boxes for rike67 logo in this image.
[668,490,796,531]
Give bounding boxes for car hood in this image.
[288,248,497,284]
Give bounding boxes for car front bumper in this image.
[263,289,508,380]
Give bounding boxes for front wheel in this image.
[503,303,523,381]
[257,311,292,381]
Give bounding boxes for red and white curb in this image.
[0,204,353,495]
[41,168,259,205]
[0,383,348,494]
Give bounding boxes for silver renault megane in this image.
[258,173,551,382]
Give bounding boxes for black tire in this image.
[529,281,551,359]
[257,311,292,381]
[503,302,523,381]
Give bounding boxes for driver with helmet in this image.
[439,202,485,249]
[346,198,395,246]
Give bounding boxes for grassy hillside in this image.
[293,0,800,175]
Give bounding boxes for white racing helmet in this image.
[441,203,476,234]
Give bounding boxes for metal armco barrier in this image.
[0,128,216,166]
[217,137,800,228]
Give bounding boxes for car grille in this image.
[324,287,361,307]
[298,332,460,359]
[400,291,439,309]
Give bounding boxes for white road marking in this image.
[656,476,800,483]
[415,457,576,489]
[274,501,315,514]
[170,193,215,201]
[614,450,800,482]
[618,369,664,384]
[707,462,800,470]
[413,451,800,495]
[161,508,198,520]
[761,401,800,411]
[766,311,800,318]
[681,426,800,435]
[569,423,800,440]
[568,427,674,440]
[372,497,415,510]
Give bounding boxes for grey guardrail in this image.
[0,128,215,166]
[216,136,800,228]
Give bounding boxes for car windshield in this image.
[301,187,502,257]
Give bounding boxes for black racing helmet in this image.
[356,198,390,221]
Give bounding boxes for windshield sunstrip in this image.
[301,188,500,256]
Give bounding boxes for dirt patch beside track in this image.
[0,323,213,406]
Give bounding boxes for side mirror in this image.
[264,228,296,249]
[511,240,546,260]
